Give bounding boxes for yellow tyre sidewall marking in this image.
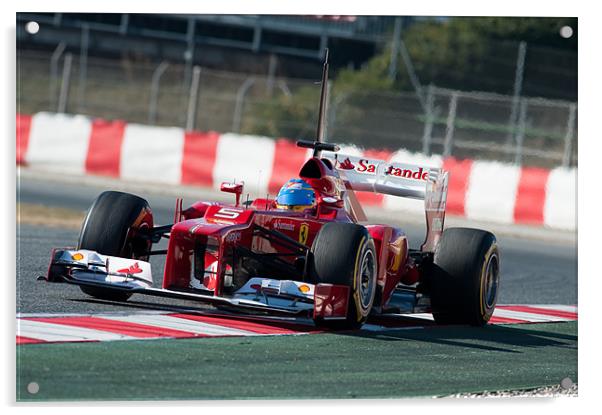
[479,243,498,319]
[353,236,372,322]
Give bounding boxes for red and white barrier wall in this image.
[16,112,576,230]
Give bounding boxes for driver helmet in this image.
[276,178,316,212]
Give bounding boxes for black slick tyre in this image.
[77,191,154,302]
[428,227,500,326]
[310,222,377,330]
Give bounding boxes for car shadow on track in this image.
[69,297,221,315]
[336,323,577,354]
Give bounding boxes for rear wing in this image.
[324,154,444,200]
[325,153,449,251]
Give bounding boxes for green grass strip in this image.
[17,321,577,401]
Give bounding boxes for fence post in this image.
[148,61,170,125]
[327,90,349,141]
[119,14,129,35]
[387,16,403,81]
[49,42,66,110]
[506,41,527,150]
[443,91,458,157]
[232,77,256,133]
[57,53,73,113]
[53,13,62,27]
[514,98,528,165]
[421,84,435,155]
[266,54,277,96]
[562,103,577,168]
[398,38,426,112]
[252,22,262,52]
[77,24,90,111]
[183,18,196,91]
[185,66,201,131]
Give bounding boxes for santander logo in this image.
[338,158,377,174]
[356,159,377,174]
[385,166,429,181]
[336,156,429,181]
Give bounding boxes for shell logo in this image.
[298,284,311,293]
[71,253,84,261]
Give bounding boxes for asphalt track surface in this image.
[17,175,577,314]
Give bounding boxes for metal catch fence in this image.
[17,49,577,168]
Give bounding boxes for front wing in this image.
[44,248,350,319]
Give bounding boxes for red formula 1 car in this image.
[44,51,500,329]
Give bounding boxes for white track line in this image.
[502,304,577,313]
[16,310,171,319]
[17,320,137,342]
[492,309,573,323]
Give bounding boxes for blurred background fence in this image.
[17,48,577,169]
[17,14,577,169]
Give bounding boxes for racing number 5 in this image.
[214,207,242,219]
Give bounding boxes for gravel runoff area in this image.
[18,202,84,229]
[447,381,577,398]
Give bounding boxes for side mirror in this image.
[220,182,244,207]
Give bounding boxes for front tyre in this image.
[428,228,500,326]
[77,191,154,302]
[310,223,377,330]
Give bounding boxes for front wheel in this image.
[427,228,500,326]
[77,191,154,302]
[310,223,377,330]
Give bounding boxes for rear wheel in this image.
[310,223,377,329]
[77,191,154,302]
[428,227,500,326]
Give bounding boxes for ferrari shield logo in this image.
[299,223,309,245]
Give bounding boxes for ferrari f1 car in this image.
[44,50,500,329]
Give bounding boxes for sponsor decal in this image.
[299,223,309,245]
[336,158,377,175]
[355,159,377,174]
[117,262,143,275]
[338,158,355,170]
[298,284,311,293]
[273,221,295,231]
[385,166,429,181]
[71,252,84,261]
[224,232,242,243]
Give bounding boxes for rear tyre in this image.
[428,228,500,326]
[77,191,154,302]
[310,223,377,330]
